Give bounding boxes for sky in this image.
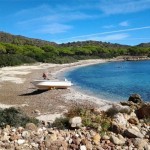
[0,0,150,45]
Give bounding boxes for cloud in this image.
[99,0,150,15]
[15,4,96,34]
[100,33,129,41]
[103,21,129,29]
[59,26,150,41]
[85,33,129,41]
[119,21,129,27]
[37,23,72,34]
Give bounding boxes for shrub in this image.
[51,117,70,129]
[0,107,38,128]
[106,105,131,117]
[64,105,111,134]
[106,107,119,117]
[0,54,36,67]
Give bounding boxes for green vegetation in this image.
[0,32,150,67]
[52,117,70,129]
[106,105,131,117]
[52,105,112,135]
[0,107,38,128]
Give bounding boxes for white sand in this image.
[0,63,58,84]
[36,113,63,123]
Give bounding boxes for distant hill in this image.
[60,40,130,48]
[0,31,56,47]
[137,42,150,47]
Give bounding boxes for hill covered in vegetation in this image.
[0,32,150,67]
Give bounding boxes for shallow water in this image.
[65,60,150,102]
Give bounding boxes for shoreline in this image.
[0,58,139,122]
[54,59,116,110]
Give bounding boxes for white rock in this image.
[17,139,25,145]
[12,128,17,132]
[110,134,126,145]
[22,131,30,138]
[68,138,73,144]
[31,142,39,148]
[69,116,82,127]
[80,145,87,150]
[113,113,127,127]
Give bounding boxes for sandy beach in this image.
[0,59,115,122]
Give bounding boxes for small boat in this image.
[31,79,73,90]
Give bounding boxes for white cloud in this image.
[100,33,129,41]
[37,23,72,34]
[119,21,129,27]
[59,26,150,41]
[99,0,150,15]
[15,4,96,34]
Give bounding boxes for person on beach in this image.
[42,72,48,80]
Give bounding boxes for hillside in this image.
[137,42,150,47]
[0,31,150,67]
[0,31,56,47]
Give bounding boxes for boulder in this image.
[113,113,127,127]
[128,94,143,104]
[128,117,139,125]
[112,104,131,114]
[133,138,150,150]
[110,134,126,145]
[69,117,82,128]
[124,127,144,138]
[136,104,150,119]
[25,123,37,131]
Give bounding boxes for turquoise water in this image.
[65,60,150,102]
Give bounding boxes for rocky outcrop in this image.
[128,94,143,104]
[136,104,150,119]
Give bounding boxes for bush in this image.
[52,117,70,129]
[45,56,77,64]
[0,107,38,128]
[0,54,36,67]
[64,105,111,134]
[106,105,131,117]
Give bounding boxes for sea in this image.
[65,60,150,102]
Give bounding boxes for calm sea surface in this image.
[65,60,150,102]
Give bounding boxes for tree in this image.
[0,43,6,54]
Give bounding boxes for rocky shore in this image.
[0,94,149,150]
